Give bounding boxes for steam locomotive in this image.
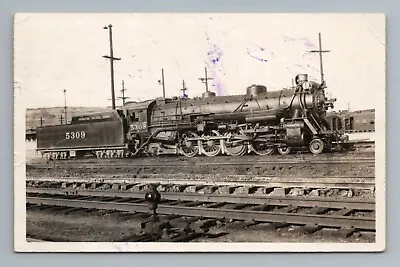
[37,73,346,159]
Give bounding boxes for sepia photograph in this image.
[13,13,385,252]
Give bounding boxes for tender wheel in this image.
[251,142,274,156]
[201,130,222,157]
[179,131,199,157]
[277,146,291,155]
[309,138,324,154]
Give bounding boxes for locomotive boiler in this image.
[122,73,342,157]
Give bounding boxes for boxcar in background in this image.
[343,109,375,132]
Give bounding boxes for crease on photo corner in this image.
[361,14,385,46]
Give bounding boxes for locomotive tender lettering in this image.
[77,115,111,121]
[78,117,90,121]
[65,131,86,139]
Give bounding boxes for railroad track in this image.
[26,174,376,194]
[27,155,374,169]
[26,190,375,232]
[25,152,376,242]
[26,187,375,210]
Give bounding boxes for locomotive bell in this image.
[246,85,267,98]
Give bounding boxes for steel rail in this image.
[26,196,375,230]
[26,174,376,181]
[26,187,375,210]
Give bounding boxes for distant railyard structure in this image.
[325,108,375,133]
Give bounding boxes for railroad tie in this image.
[248,204,267,211]
[294,224,323,235]
[333,208,355,217]
[179,201,204,207]
[335,227,357,238]
[277,205,298,213]
[305,207,330,215]
[201,202,227,208]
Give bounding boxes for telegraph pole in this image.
[103,24,121,109]
[162,69,165,98]
[181,79,188,99]
[309,33,330,85]
[63,89,67,124]
[198,67,213,92]
[157,68,166,98]
[118,80,130,106]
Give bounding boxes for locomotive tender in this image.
[37,73,345,159]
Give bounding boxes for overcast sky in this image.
[14,13,385,111]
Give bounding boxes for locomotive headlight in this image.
[302,81,311,90]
